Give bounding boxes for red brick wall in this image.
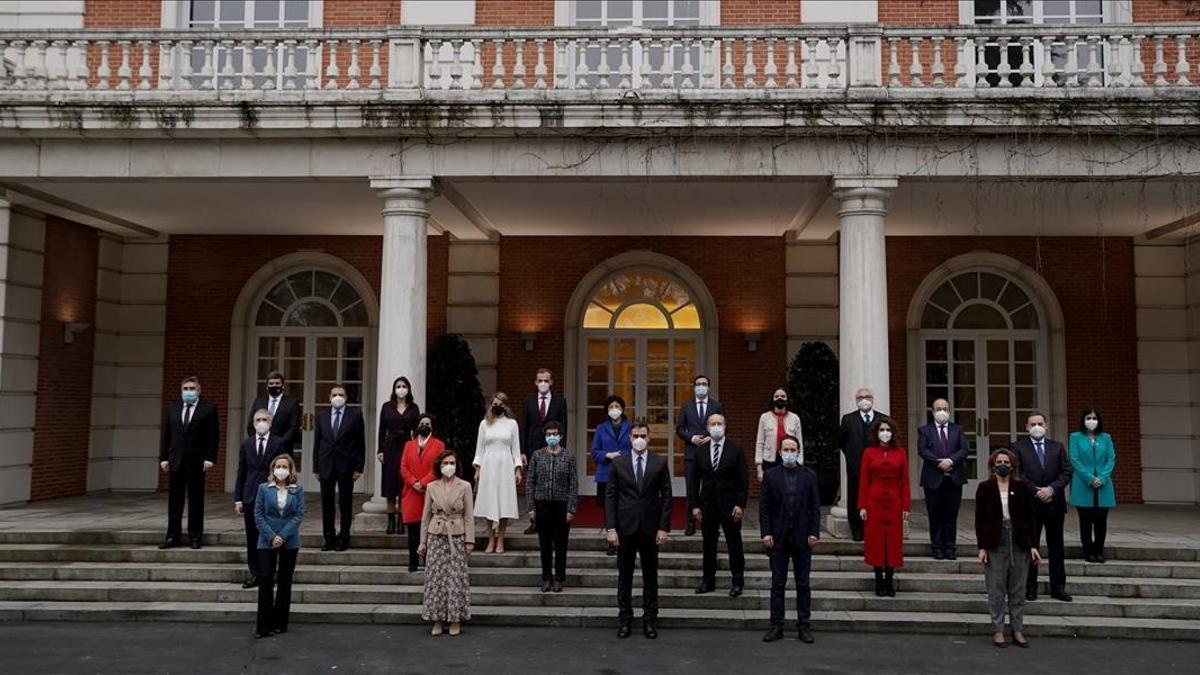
[84,0,160,27]
[160,234,449,491]
[326,0,400,26]
[1133,0,1200,21]
[497,237,788,492]
[878,0,960,24]
[475,0,555,25]
[30,219,99,501]
[886,237,1142,503]
[721,0,801,25]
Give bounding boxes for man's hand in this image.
[1031,548,1042,563]
[691,508,702,528]
[762,535,775,549]
[527,510,535,522]
[655,529,668,546]
[757,466,764,481]
[690,435,709,446]
[606,530,619,547]
[514,469,523,486]
[202,461,214,471]
[731,506,743,523]
[1036,487,1053,502]
[377,452,385,464]
[235,502,243,515]
[807,535,819,547]
[566,512,574,523]
[271,535,283,549]
[352,472,362,481]
[859,508,867,521]
[160,461,169,473]
[978,549,988,565]
[938,458,953,472]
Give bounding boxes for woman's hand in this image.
[514,468,523,486]
[606,451,621,460]
[566,511,574,523]
[1031,548,1042,564]
[859,509,867,521]
[413,481,424,493]
[902,511,910,521]
[465,541,475,555]
[756,466,764,481]
[377,452,385,464]
[417,543,426,557]
[978,549,988,565]
[1092,477,1102,489]
[271,535,283,549]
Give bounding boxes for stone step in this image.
[0,600,1196,640]
[3,581,1199,619]
[2,544,1197,579]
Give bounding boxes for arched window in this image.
[582,271,702,330]
[254,269,369,328]
[920,271,1040,331]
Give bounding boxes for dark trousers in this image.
[320,474,355,544]
[617,530,659,622]
[1077,507,1109,557]
[1029,503,1067,593]
[242,506,260,577]
[684,458,697,527]
[924,479,964,554]
[769,541,813,628]
[701,508,745,586]
[166,465,206,541]
[255,547,298,635]
[406,521,422,568]
[846,468,863,538]
[595,484,606,509]
[535,500,571,581]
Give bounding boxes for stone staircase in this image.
[1,528,1198,640]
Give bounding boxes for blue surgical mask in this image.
[781,452,799,467]
[545,435,560,447]
[181,390,198,404]
[695,384,709,398]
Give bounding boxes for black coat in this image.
[975,477,1038,551]
[159,399,220,472]
[605,451,673,537]
[838,410,888,478]
[1012,436,1072,514]
[314,406,366,480]
[245,395,301,449]
[686,438,748,514]
[758,465,821,547]
[520,392,568,455]
[675,398,724,462]
[234,434,288,504]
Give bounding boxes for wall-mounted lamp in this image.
[64,322,91,344]
[744,332,761,353]
[521,331,539,352]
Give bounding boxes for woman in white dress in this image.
[473,392,523,553]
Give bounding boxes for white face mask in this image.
[1084,419,1098,431]
[395,387,408,398]
[272,468,290,482]
[933,410,950,425]
[694,384,709,399]
[537,381,550,394]
[608,407,623,421]
[631,438,648,452]
[331,395,346,409]
[780,452,799,467]
[441,464,456,478]
[877,430,893,444]
[857,398,873,413]
[254,421,270,436]
[1028,424,1047,440]
[707,425,725,441]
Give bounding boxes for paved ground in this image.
[0,622,1198,674]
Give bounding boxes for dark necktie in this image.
[539,396,547,421]
[636,454,645,489]
[712,442,722,468]
[183,404,193,429]
[939,425,948,453]
[1036,441,1046,469]
[863,413,870,428]
[333,410,342,438]
[698,401,706,423]
[258,437,265,459]
[269,398,278,417]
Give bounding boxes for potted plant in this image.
[788,341,840,505]
[425,333,486,482]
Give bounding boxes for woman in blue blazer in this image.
[591,394,631,555]
[253,453,306,638]
[1067,409,1116,563]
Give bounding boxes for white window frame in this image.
[161,0,325,29]
[555,0,721,27]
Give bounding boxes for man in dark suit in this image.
[606,420,672,640]
[245,370,301,451]
[158,376,221,550]
[234,407,287,588]
[837,387,887,541]
[519,367,568,534]
[313,384,366,552]
[675,374,722,536]
[1013,411,1073,602]
[759,435,820,644]
[916,398,968,560]
[688,413,748,596]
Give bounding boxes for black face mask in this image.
[267,386,283,397]
[416,426,432,438]
[772,399,788,409]
[491,405,506,417]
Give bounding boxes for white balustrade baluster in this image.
[472,39,485,89]
[71,39,90,90]
[428,39,443,89]
[660,37,675,89]
[574,40,589,89]
[908,37,924,87]
[218,40,235,90]
[930,36,945,88]
[1085,35,1102,87]
[29,40,47,90]
[887,37,901,87]
[239,40,255,90]
[324,39,340,89]
[448,39,464,90]
[0,40,8,89]
[304,39,319,89]
[368,40,382,89]
[346,40,361,89]
[155,40,173,90]
[282,40,297,90]
[1175,34,1191,86]
[804,38,820,89]
[996,37,1012,88]
[1064,35,1082,86]
[722,39,734,88]
[553,39,566,89]
[116,40,132,90]
[10,40,29,90]
[1040,36,1056,87]
[512,38,527,89]
[639,38,653,89]
[177,40,194,90]
[1108,35,1125,87]
[534,38,548,89]
[954,37,969,87]
[701,37,716,89]
[681,37,696,89]
[263,40,278,90]
[616,38,631,89]
[763,37,777,88]
[784,37,799,88]
[48,40,68,90]
[135,40,152,90]
[596,38,610,89]
[1018,36,1034,87]
[826,37,841,89]
[493,38,508,89]
[1131,35,1146,86]
[742,36,756,88]
[1152,35,1167,86]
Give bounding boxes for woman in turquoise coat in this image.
[1068,409,1116,563]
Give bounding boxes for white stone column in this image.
[828,176,897,537]
[364,177,435,514]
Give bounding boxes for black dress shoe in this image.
[1084,554,1096,563]
[189,539,202,550]
[762,626,784,642]
[551,579,563,593]
[524,523,538,535]
[944,551,957,561]
[729,585,743,597]
[386,514,397,535]
[1013,637,1030,648]
[617,622,632,639]
[242,577,259,589]
[643,619,658,639]
[158,539,180,550]
[541,580,552,593]
[606,545,617,556]
[408,563,418,573]
[798,627,814,644]
[932,550,944,560]
[852,534,864,543]
[271,626,287,635]
[1051,590,1073,602]
[254,632,272,639]
[993,639,1008,649]
[694,582,715,595]
[334,540,348,552]
[684,523,696,536]
[321,541,336,552]
[1025,590,1038,602]
[1095,554,1105,564]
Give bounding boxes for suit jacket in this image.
[605,451,673,537]
[1013,436,1072,514]
[314,406,366,480]
[975,478,1037,551]
[675,398,724,462]
[759,465,821,547]
[245,395,301,449]
[159,399,220,472]
[234,434,288,504]
[254,483,306,549]
[916,422,969,488]
[520,392,568,455]
[837,409,888,478]
[687,437,748,514]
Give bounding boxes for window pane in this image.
[283,0,308,21]
[674,0,701,21]
[258,336,279,357]
[316,337,338,357]
[979,273,1006,301]
[1043,0,1070,16]
[255,302,283,326]
[988,386,1011,408]
[974,0,1001,21]
[255,0,281,24]
[313,271,339,300]
[342,302,368,327]
[330,282,362,311]
[608,0,633,21]
[1014,340,1036,362]
[644,0,668,20]
[953,386,976,408]
[953,340,975,361]
[1011,304,1039,329]
[929,280,961,313]
[672,304,701,329]
[1006,0,1033,20]
[926,340,947,361]
[926,363,948,385]
[265,280,297,309]
[284,337,305,358]
[286,302,339,327]
[951,273,980,301]
[997,282,1031,313]
[614,303,669,329]
[576,0,602,20]
[287,271,313,300]
[952,303,1008,330]
[987,340,1009,361]
[584,303,611,328]
[921,304,950,329]
[191,0,217,23]
[587,339,609,360]
[344,338,364,359]
[219,0,247,24]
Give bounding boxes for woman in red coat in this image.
[401,413,442,572]
[858,418,911,597]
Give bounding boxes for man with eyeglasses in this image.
[837,388,888,542]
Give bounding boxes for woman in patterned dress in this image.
[418,448,475,636]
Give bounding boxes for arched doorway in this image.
[907,254,1067,492]
[226,254,379,493]
[566,253,718,494]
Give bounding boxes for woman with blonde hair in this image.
[253,453,305,639]
[473,392,523,553]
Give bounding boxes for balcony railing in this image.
[1,24,1199,96]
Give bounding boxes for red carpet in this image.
[571,497,691,529]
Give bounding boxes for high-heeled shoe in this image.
[386,514,397,535]
[449,622,461,636]
[431,622,444,636]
